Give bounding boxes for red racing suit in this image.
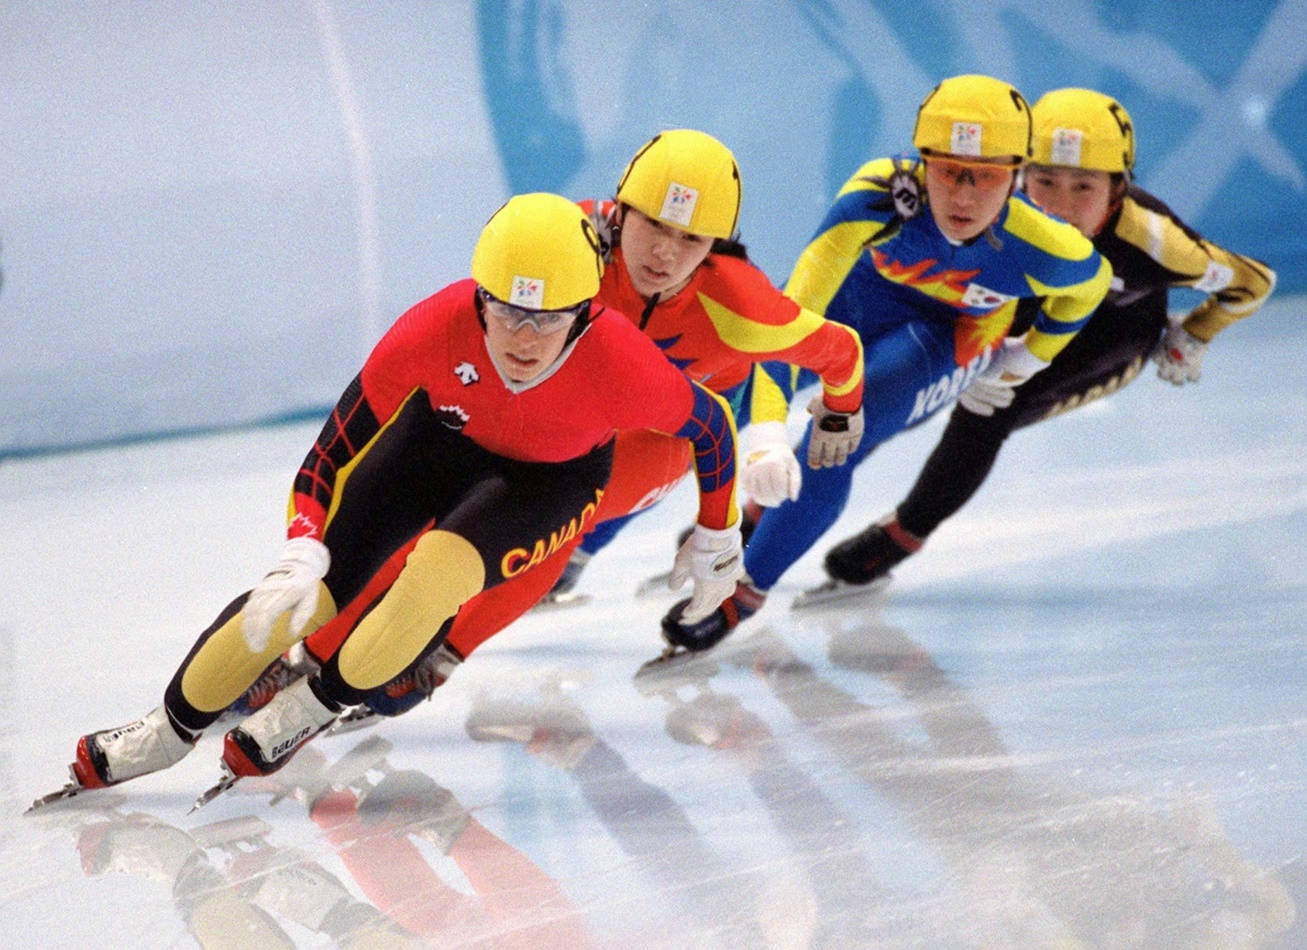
[301,204,865,671]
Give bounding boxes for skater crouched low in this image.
[45,192,745,808]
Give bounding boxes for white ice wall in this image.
[2,0,1304,457]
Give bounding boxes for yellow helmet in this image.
[912,74,1032,160]
[471,192,603,310]
[616,129,741,239]
[1031,87,1135,174]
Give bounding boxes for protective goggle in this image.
[921,152,1021,189]
[479,289,586,335]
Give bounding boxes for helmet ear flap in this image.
[562,299,594,346]
[473,284,488,332]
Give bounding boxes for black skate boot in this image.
[823,513,922,585]
[660,580,767,653]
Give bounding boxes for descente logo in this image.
[454,361,479,385]
[500,488,604,578]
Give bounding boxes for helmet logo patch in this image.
[1050,127,1084,166]
[659,182,699,227]
[949,122,983,156]
[509,275,544,309]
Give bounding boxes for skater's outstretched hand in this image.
[670,523,744,623]
[806,397,864,468]
[739,422,801,506]
[242,537,330,651]
[1153,324,1208,385]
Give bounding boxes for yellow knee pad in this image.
[181,583,338,713]
[338,530,486,690]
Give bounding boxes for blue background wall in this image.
[2,0,1303,457]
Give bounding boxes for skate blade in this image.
[635,647,681,677]
[191,764,239,813]
[531,591,593,612]
[634,571,675,598]
[26,774,88,814]
[325,706,379,736]
[633,645,719,690]
[790,575,891,610]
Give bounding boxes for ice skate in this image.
[791,575,892,610]
[31,706,197,812]
[222,677,340,779]
[327,641,463,736]
[194,677,340,811]
[822,514,921,588]
[324,705,381,736]
[226,640,320,719]
[660,579,767,654]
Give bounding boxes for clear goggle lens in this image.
[922,153,1020,189]
[480,290,584,335]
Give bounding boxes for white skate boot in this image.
[222,676,340,778]
[73,705,196,789]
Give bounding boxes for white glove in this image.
[958,339,1049,417]
[1153,324,1208,385]
[669,523,744,623]
[739,421,801,506]
[806,397,865,468]
[242,536,330,651]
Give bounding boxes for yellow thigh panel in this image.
[338,530,486,691]
[180,585,338,713]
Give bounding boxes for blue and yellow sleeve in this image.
[1006,200,1113,362]
[784,158,900,316]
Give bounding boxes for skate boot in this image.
[227,640,320,719]
[661,579,767,653]
[823,513,922,585]
[359,642,463,719]
[73,706,197,789]
[537,549,592,606]
[222,677,340,778]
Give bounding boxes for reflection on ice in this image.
[5,312,1305,945]
[14,588,1303,947]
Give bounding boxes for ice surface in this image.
[2,302,1304,947]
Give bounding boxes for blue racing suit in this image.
[744,156,1111,589]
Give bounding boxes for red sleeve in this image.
[287,289,453,539]
[707,257,864,412]
[594,316,739,529]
